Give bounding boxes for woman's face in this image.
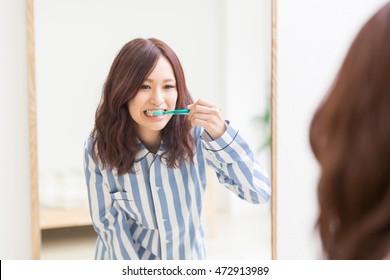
[128,56,178,142]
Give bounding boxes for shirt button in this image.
[166,240,171,244]
[155,186,161,191]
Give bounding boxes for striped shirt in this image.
[83,122,271,260]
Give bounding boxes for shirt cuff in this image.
[201,122,249,162]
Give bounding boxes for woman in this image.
[84,38,271,259]
[310,3,390,259]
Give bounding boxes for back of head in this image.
[310,2,390,259]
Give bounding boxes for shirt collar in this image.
[135,139,167,162]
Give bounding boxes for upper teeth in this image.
[144,110,154,116]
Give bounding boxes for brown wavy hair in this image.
[92,38,194,175]
[309,3,390,259]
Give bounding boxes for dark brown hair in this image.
[309,3,390,259]
[92,38,194,175]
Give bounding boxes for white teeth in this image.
[144,110,154,116]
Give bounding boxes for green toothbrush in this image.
[145,109,190,116]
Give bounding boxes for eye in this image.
[140,84,151,90]
[163,84,176,89]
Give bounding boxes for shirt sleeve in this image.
[83,138,140,259]
[200,122,271,203]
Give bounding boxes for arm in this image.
[188,99,271,203]
[201,123,271,203]
[83,139,139,259]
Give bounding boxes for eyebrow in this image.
[145,78,176,83]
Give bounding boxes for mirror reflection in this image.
[34,0,272,259]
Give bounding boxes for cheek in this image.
[128,102,137,119]
[170,92,178,105]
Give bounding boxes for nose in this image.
[150,88,164,105]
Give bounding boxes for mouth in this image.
[144,109,167,117]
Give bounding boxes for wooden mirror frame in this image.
[27,0,277,260]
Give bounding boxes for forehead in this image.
[146,56,175,80]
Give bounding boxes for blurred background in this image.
[33,0,272,259]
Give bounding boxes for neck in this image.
[137,130,161,154]
[142,141,160,154]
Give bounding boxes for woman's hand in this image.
[187,99,227,140]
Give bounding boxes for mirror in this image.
[29,0,276,259]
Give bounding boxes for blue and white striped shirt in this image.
[83,122,271,260]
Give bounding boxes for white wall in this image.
[277,0,389,259]
[0,0,32,259]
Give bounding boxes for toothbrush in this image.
[145,109,190,116]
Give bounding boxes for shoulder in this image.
[83,135,105,169]
[83,135,100,165]
[83,135,95,155]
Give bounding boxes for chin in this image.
[148,123,168,131]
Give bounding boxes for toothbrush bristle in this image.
[145,109,164,117]
[152,110,164,116]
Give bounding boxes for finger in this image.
[190,118,212,130]
[190,118,225,139]
[189,109,223,122]
[189,114,222,131]
[192,99,219,109]
[189,112,209,122]
[190,104,220,115]
[189,117,210,130]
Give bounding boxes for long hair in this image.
[92,38,194,175]
[309,3,390,259]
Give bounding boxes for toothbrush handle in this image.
[166,109,190,115]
